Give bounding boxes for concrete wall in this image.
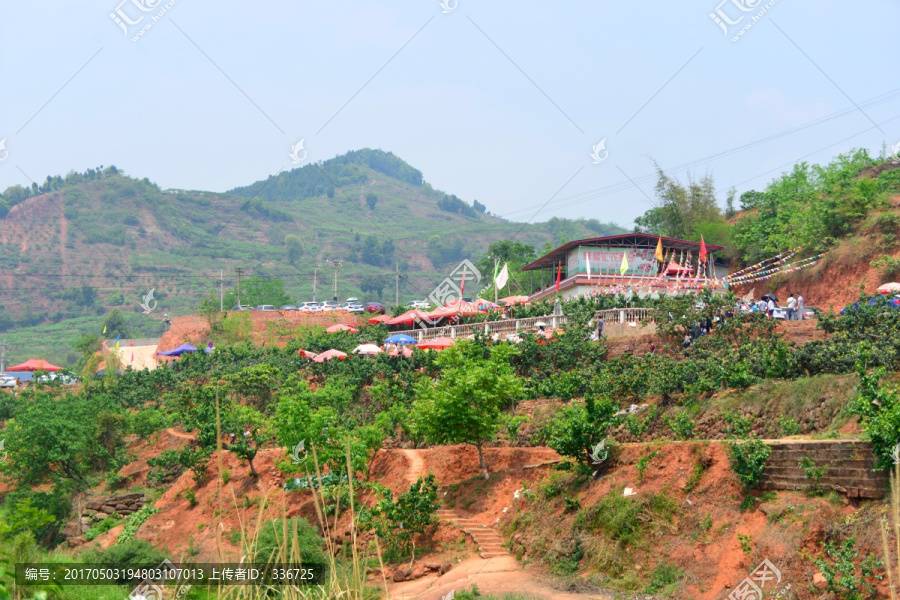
[756,440,888,499]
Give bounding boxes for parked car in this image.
[347,304,364,314]
[256,305,276,311]
[406,300,430,309]
[298,302,321,312]
[321,301,340,311]
[0,375,16,389]
[363,302,385,314]
[345,297,359,304]
[36,371,78,385]
[279,305,298,311]
[799,306,822,320]
[231,305,254,311]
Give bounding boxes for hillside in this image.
[0,150,622,365]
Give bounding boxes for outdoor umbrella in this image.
[6,358,63,372]
[298,349,319,359]
[418,337,454,350]
[353,344,383,355]
[499,295,529,306]
[368,315,393,325]
[761,293,779,302]
[388,346,414,358]
[385,334,417,345]
[312,349,348,363]
[877,282,900,294]
[475,298,500,310]
[387,310,430,327]
[326,323,357,334]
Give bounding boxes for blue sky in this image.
[1,0,898,228]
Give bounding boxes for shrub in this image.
[254,518,328,568]
[636,451,660,481]
[546,397,619,466]
[361,475,439,562]
[117,504,158,544]
[643,563,683,594]
[575,489,678,547]
[811,537,882,599]
[726,437,771,489]
[84,517,121,541]
[666,411,695,440]
[778,415,801,436]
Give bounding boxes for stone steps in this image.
[436,509,509,558]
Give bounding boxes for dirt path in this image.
[389,450,609,600]
[401,449,426,487]
[164,428,195,441]
[387,555,610,600]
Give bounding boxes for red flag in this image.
[555,263,562,291]
[460,265,467,295]
[130,352,134,362]
[699,235,708,264]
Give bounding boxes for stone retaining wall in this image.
[78,493,150,533]
[756,440,887,499]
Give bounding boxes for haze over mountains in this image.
[0,148,622,363]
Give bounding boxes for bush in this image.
[254,518,328,568]
[726,437,771,489]
[546,397,618,466]
[84,539,167,570]
[575,489,678,547]
[666,410,695,440]
[644,563,683,594]
[117,504,158,544]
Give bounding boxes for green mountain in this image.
[0,149,623,365]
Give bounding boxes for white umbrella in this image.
[877,282,900,294]
[353,344,383,355]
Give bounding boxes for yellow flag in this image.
[655,236,664,262]
[620,252,629,275]
[102,325,107,335]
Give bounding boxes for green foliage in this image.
[223,276,291,308]
[0,498,56,541]
[726,437,771,489]
[545,397,618,466]
[84,539,167,570]
[411,341,523,478]
[2,391,125,490]
[737,533,753,554]
[116,504,158,544]
[810,537,882,600]
[254,518,328,568]
[223,404,272,478]
[183,487,198,507]
[634,165,722,238]
[101,308,129,339]
[778,415,802,436]
[575,489,678,547]
[799,456,827,494]
[643,563,683,595]
[285,234,303,265]
[361,475,439,561]
[83,517,121,541]
[666,410,695,440]
[849,361,900,469]
[636,451,660,481]
[226,363,281,409]
[437,194,477,218]
[426,235,466,268]
[732,149,883,263]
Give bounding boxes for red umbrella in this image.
[368,315,392,324]
[312,349,348,363]
[387,310,431,326]
[6,358,63,372]
[499,295,529,306]
[418,337,455,350]
[326,323,357,334]
[298,349,319,359]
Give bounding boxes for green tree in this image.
[365,193,378,210]
[102,308,129,339]
[223,405,271,478]
[412,342,523,479]
[224,276,292,307]
[360,274,390,301]
[634,164,722,238]
[2,392,123,489]
[546,397,619,466]
[285,234,304,265]
[476,240,537,296]
[363,474,439,562]
[226,364,281,410]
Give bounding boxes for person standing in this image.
[786,293,797,320]
[597,316,605,338]
[766,297,776,317]
[797,293,804,319]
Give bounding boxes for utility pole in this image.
[219,269,224,311]
[0,340,12,373]
[235,267,245,307]
[313,268,318,302]
[395,262,400,307]
[326,260,342,302]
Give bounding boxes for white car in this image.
[406,300,430,309]
[298,302,321,312]
[347,304,364,314]
[321,301,340,311]
[0,375,16,389]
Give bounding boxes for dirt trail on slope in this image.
[386,449,609,600]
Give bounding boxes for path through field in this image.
[387,450,610,600]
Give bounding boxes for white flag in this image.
[585,255,591,279]
[495,263,509,290]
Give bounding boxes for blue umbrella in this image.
[385,334,417,345]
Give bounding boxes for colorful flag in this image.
[114,335,120,350]
[699,235,708,264]
[495,263,509,290]
[655,236,664,262]
[619,252,629,276]
[555,263,562,292]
